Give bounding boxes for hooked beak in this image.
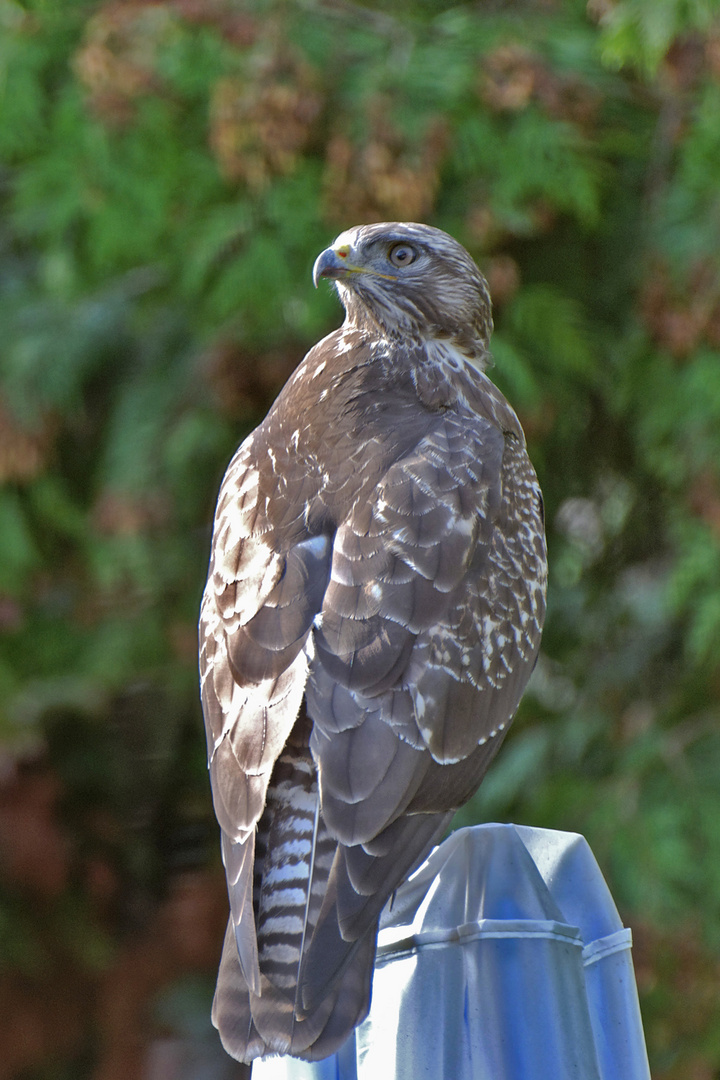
[313,245,358,288]
[312,244,397,288]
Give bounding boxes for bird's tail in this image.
[213,721,375,1062]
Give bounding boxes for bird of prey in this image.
[199,222,547,1065]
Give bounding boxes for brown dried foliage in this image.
[74,1,256,124]
[633,921,720,1080]
[209,50,322,188]
[93,490,172,537]
[323,109,447,226]
[0,405,55,484]
[201,338,303,418]
[641,260,720,359]
[164,0,255,46]
[0,753,231,1080]
[94,870,229,1080]
[688,470,720,539]
[73,4,170,124]
[484,254,522,308]
[480,43,598,127]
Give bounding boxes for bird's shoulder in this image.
[210,329,530,564]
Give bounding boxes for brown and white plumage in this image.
[199,222,547,1063]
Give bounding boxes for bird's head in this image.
[313,222,493,365]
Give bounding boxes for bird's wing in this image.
[200,438,333,996]
[300,410,545,1002]
[200,439,332,839]
[311,409,511,836]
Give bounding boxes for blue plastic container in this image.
[252,824,651,1080]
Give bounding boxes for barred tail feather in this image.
[213,727,375,1062]
[212,914,376,1062]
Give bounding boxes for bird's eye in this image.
[388,243,417,268]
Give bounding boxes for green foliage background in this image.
[1,0,720,1075]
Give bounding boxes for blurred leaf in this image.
[0,491,40,590]
[507,284,597,379]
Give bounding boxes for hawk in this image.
[199,222,547,1064]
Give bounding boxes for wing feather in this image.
[200,437,333,846]
[221,831,260,995]
[308,413,517,836]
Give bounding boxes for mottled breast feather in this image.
[199,221,547,1063]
